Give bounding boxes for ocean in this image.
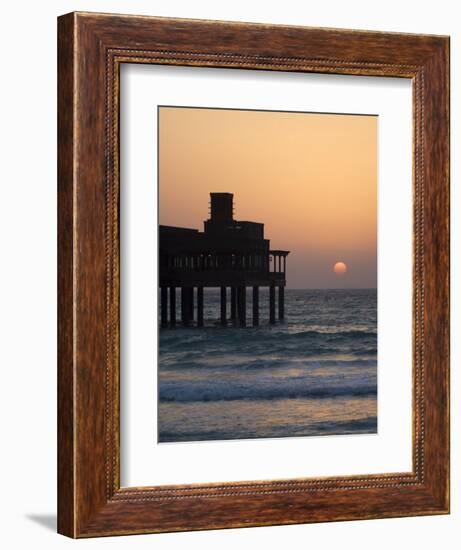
[158,288,377,443]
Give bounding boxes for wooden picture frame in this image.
[57,12,450,538]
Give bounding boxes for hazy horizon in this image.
[158,106,377,289]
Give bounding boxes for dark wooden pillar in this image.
[252,286,259,326]
[278,285,285,320]
[197,287,204,327]
[237,286,246,327]
[231,287,237,321]
[181,287,190,327]
[160,287,168,328]
[220,286,227,326]
[169,286,176,327]
[189,287,194,322]
[269,284,276,324]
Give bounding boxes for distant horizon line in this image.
[286,288,377,291]
[193,287,378,291]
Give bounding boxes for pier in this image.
[159,192,289,327]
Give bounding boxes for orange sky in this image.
[159,106,377,289]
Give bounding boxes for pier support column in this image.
[252,286,259,327]
[169,286,176,327]
[189,287,194,322]
[278,285,285,321]
[181,287,190,327]
[220,286,227,326]
[161,287,168,328]
[230,287,237,321]
[197,287,204,327]
[237,286,246,327]
[269,284,276,324]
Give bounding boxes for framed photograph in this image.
[58,12,450,537]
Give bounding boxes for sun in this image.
[333,261,347,275]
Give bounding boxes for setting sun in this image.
[333,262,347,274]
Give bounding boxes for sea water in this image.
[158,288,377,443]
